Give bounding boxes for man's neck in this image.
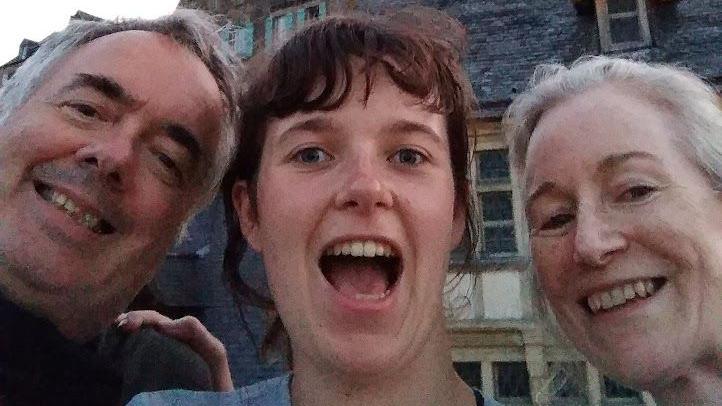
[0,263,106,343]
[290,318,475,406]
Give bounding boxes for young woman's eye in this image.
[292,147,331,164]
[619,185,656,202]
[391,148,425,166]
[539,213,574,231]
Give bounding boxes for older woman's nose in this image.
[572,207,627,267]
[334,159,393,215]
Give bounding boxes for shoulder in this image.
[127,374,291,406]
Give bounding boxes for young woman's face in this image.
[524,83,722,388]
[234,71,465,375]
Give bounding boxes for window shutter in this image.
[264,16,273,49]
[319,2,327,18]
[296,8,306,26]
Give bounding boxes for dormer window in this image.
[595,0,651,52]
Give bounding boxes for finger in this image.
[117,310,174,332]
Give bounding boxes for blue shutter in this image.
[296,8,306,26]
[235,24,254,58]
[283,13,294,31]
[264,16,273,49]
[319,2,326,18]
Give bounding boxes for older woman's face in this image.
[524,83,722,388]
[234,71,464,375]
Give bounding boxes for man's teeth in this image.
[325,240,396,258]
[47,189,102,232]
[586,279,659,314]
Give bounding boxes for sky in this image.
[0,0,180,65]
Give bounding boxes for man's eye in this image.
[619,185,656,202]
[391,148,425,166]
[292,147,331,164]
[539,213,574,231]
[62,102,102,120]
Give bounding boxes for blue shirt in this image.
[128,374,504,405]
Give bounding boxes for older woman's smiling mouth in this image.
[582,277,667,314]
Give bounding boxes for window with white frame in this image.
[453,361,482,390]
[265,1,326,48]
[595,0,651,52]
[475,149,518,257]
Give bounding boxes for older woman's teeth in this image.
[586,278,661,314]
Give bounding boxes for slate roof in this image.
[358,0,722,118]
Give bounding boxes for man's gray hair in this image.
[504,55,722,196]
[0,8,241,209]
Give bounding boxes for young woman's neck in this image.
[290,318,475,406]
[650,352,722,405]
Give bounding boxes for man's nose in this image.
[74,135,136,191]
[334,156,393,215]
[573,205,627,267]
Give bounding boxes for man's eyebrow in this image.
[58,73,137,106]
[162,123,201,161]
[597,151,658,174]
[382,119,443,145]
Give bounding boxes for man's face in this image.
[0,30,224,338]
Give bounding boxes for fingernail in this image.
[117,318,128,328]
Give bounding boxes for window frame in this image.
[595,0,652,52]
[265,1,326,49]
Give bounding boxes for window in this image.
[475,149,517,257]
[453,361,482,389]
[602,376,643,405]
[265,1,326,49]
[548,362,588,405]
[494,362,531,402]
[219,23,254,58]
[595,0,651,52]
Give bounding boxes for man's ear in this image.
[232,181,262,253]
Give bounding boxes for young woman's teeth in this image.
[586,279,659,314]
[325,240,396,258]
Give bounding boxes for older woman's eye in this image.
[620,185,657,202]
[540,213,574,231]
[292,147,332,164]
[391,148,425,166]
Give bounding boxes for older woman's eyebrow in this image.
[57,73,138,106]
[597,151,659,174]
[525,181,557,212]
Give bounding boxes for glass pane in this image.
[481,191,514,221]
[494,362,531,399]
[454,362,481,389]
[610,16,642,43]
[483,225,517,254]
[608,0,637,13]
[548,362,586,400]
[604,376,642,399]
[477,149,510,182]
[306,5,320,20]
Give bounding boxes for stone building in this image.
[158,0,721,403]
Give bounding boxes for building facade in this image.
[160,0,721,403]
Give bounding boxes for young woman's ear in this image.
[451,199,467,249]
[232,181,262,253]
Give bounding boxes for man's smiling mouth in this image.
[34,181,116,235]
[320,240,401,302]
